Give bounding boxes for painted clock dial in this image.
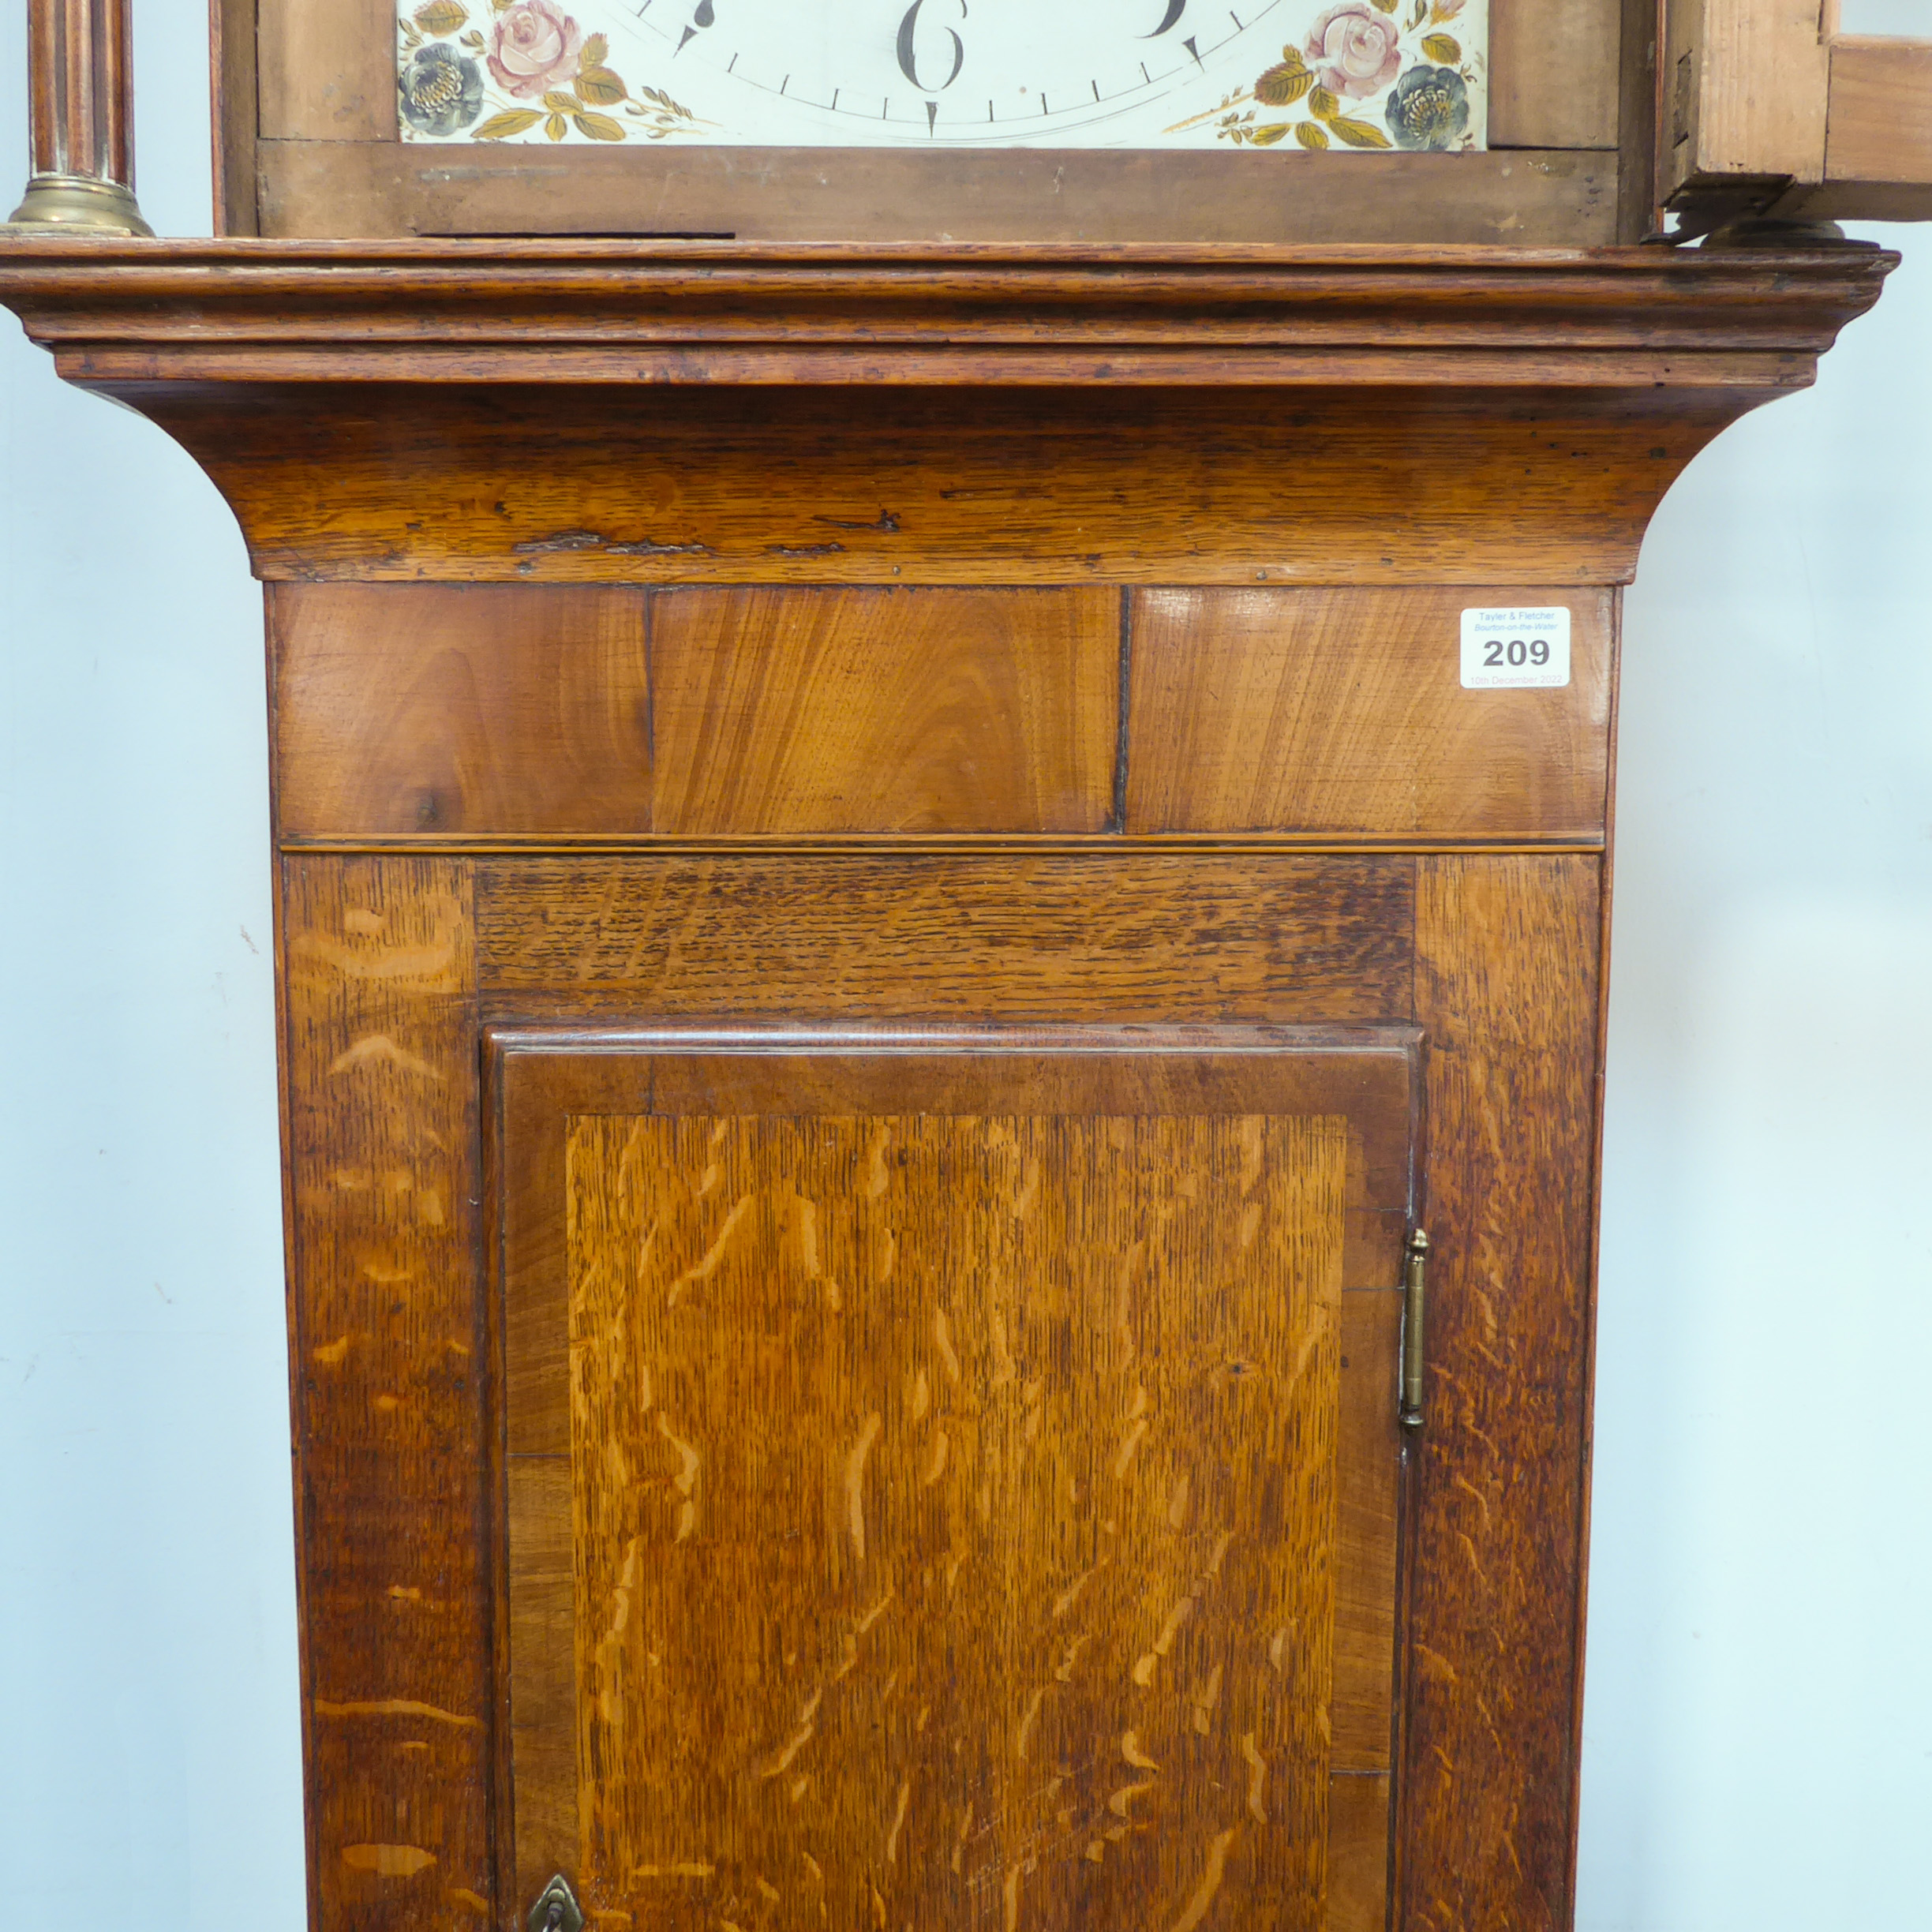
[395,0,1488,151]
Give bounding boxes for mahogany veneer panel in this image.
[272,584,653,837]
[272,584,1118,840]
[647,587,1117,835]
[475,856,1416,1023]
[1126,587,1612,844]
[275,580,1607,848]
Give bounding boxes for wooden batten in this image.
[1660,1,1932,223]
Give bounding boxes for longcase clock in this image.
[0,0,1923,1927]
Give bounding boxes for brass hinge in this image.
[1399,1228,1429,1431]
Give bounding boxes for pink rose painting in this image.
[488,0,584,99]
[1303,2,1404,99]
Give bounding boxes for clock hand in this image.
[676,0,713,55]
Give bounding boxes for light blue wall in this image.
[0,9,1926,1925]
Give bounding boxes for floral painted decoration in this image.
[396,0,709,142]
[488,0,583,99]
[1305,4,1403,100]
[1385,62,1471,149]
[399,41,485,136]
[1187,0,1481,152]
[398,0,1485,148]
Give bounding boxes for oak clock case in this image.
[0,0,1919,1929]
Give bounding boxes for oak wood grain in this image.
[0,244,1888,590]
[489,1030,1419,1458]
[1125,587,1613,844]
[1399,855,1601,1930]
[485,1028,1413,1923]
[281,855,492,1930]
[647,588,1118,835]
[500,1306,1398,1930]
[561,1107,1346,1928]
[2,229,1881,1932]
[475,856,1417,1024]
[137,384,1743,589]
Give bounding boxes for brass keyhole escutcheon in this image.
[528,1874,584,1932]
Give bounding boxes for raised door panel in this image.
[489,1030,1421,1932]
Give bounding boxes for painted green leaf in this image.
[412,0,467,32]
[1295,120,1330,149]
[544,110,567,140]
[1327,113,1393,146]
[473,107,541,138]
[1248,122,1294,144]
[1421,32,1462,61]
[583,32,608,62]
[1308,85,1340,120]
[1254,62,1316,107]
[573,110,627,140]
[575,66,628,105]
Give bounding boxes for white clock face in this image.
[397,0,1487,151]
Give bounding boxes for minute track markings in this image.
[636,0,1283,135]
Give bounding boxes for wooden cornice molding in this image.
[0,238,1896,387]
[0,240,1896,585]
